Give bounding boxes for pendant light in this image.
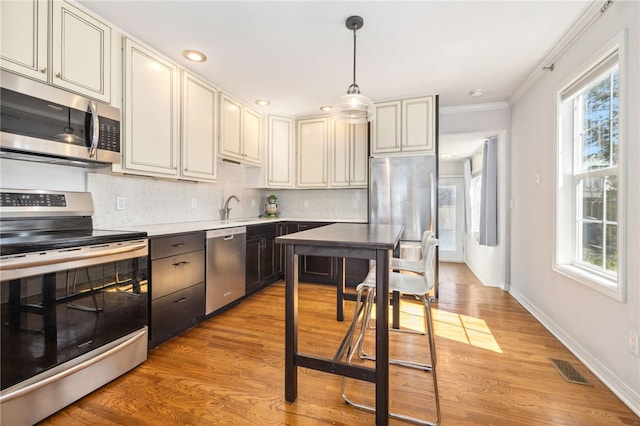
[331,15,375,123]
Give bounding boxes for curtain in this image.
[479,138,497,246]
[463,158,472,234]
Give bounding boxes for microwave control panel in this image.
[98,117,120,152]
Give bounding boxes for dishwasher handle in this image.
[206,226,246,239]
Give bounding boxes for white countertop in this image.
[115,217,367,237]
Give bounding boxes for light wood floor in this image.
[39,263,639,425]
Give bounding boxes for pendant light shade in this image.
[331,16,375,123]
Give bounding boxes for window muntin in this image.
[573,66,618,278]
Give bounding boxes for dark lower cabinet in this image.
[246,223,277,295]
[149,232,205,348]
[277,221,369,287]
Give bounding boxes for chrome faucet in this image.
[223,195,239,220]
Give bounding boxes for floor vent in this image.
[548,358,593,386]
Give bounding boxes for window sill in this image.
[553,263,624,302]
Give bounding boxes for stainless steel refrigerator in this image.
[368,155,439,294]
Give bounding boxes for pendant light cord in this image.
[352,28,357,88]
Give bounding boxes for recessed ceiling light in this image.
[469,89,483,98]
[183,50,207,62]
[320,106,332,112]
[255,99,270,106]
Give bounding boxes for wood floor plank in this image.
[38,263,639,425]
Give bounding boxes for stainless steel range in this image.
[0,189,149,425]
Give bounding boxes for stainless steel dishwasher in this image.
[206,227,246,315]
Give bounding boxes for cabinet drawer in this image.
[151,250,204,299]
[150,232,204,260]
[246,223,277,240]
[150,282,205,347]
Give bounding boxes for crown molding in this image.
[509,0,613,105]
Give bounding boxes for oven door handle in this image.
[0,241,148,272]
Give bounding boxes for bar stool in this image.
[341,237,441,426]
[390,230,435,274]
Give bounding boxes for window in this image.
[469,175,482,236]
[555,34,625,302]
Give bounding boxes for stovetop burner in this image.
[1,189,146,256]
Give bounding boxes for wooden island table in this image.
[276,223,403,426]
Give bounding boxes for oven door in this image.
[0,239,148,390]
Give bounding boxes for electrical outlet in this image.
[251,199,256,207]
[629,332,639,357]
[191,198,198,209]
[116,197,125,210]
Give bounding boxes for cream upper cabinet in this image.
[0,0,48,82]
[331,120,368,188]
[371,101,401,154]
[219,93,262,166]
[181,71,218,182]
[297,117,328,188]
[371,96,435,156]
[243,107,262,165]
[0,0,111,103]
[51,0,111,103]
[401,96,434,152]
[267,115,294,188]
[123,37,179,177]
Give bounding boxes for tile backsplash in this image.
[88,161,368,228]
[88,162,262,228]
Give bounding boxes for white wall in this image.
[439,105,511,288]
[509,0,639,414]
[438,160,464,176]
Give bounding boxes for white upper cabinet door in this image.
[331,119,350,187]
[124,38,179,176]
[267,115,294,188]
[219,93,244,162]
[0,0,48,82]
[350,122,368,187]
[402,96,434,152]
[51,0,111,103]
[243,106,262,166]
[181,71,218,181]
[297,117,328,188]
[332,121,368,187]
[371,101,401,155]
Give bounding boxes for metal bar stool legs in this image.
[341,284,441,426]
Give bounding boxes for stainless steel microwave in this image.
[0,72,120,166]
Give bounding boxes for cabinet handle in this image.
[172,261,189,267]
[172,243,186,248]
[40,67,46,74]
[55,72,61,78]
[173,297,188,304]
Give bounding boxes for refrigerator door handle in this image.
[430,171,436,233]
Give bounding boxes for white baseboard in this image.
[509,288,640,417]
[465,261,502,288]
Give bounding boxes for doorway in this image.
[438,177,465,262]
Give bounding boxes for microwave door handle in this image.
[87,101,99,157]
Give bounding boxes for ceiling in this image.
[78,0,591,157]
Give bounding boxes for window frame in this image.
[554,30,627,302]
